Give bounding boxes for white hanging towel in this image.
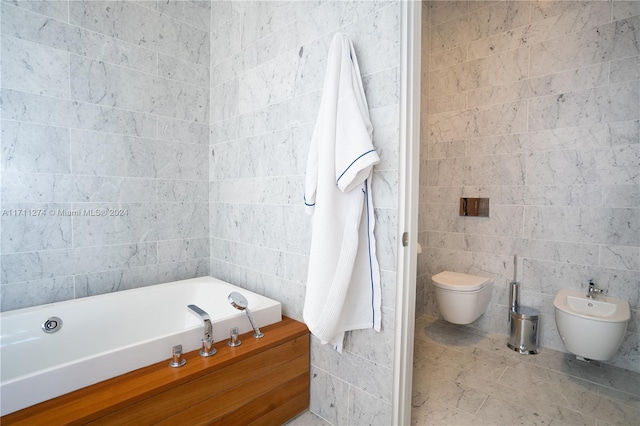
[303,33,381,352]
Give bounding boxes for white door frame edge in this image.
[392,1,421,425]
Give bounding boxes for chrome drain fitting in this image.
[42,317,62,333]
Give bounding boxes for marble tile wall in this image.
[0,0,212,310]
[419,1,640,373]
[208,1,401,424]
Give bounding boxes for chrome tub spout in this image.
[187,304,216,356]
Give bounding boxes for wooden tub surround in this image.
[2,316,309,425]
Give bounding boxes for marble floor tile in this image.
[469,378,595,426]
[412,315,640,426]
[284,410,332,426]
[475,394,555,425]
[412,405,484,426]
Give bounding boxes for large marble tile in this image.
[157,179,208,203]
[429,1,469,27]
[237,52,299,114]
[210,202,286,250]
[72,176,158,203]
[344,3,400,77]
[610,56,640,84]
[524,206,640,246]
[430,46,529,97]
[428,153,526,186]
[0,276,75,311]
[2,172,75,204]
[428,100,528,143]
[464,235,600,266]
[529,15,640,78]
[156,0,210,32]
[1,203,72,253]
[1,173,157,204]
[71,130,208,180]
[348,386,392,426]
[156,202,209,241]
[431,1,530,53]
[311,337,394,402]
[362,66,400,110]
[74,242,158,275]
[69,0,209,66]
[154,141,209,180]
[157,258,209,283]
[74,264,161,297]
[613,1,640,21]
[209,237,284,279]
[372,170,399,210]
[157,116,209,145]
[284,410,332,426]
[210,78,239,122]
[411,405,481,426]
[526,149,602,186]
[600,245,640,272]
[1,249,75,284]
[1,89,157,138]
[528,81,640,131]
[2,0,69,22]
[344,306,395,368]
[466,62,609,109]
[469,1,612,61]
[210,177,286,205]
[2,121,71,174]
[158,53,210,88]
[370,104,401,171]
[1,3,156,74]
[308,366,349,426]
[1,35,70,98]
[70,56,209,122]
[609,120,640,145]
[70,131,158,178]
[70,203,157,247]
[374,208,398,272]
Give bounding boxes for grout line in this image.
[496,366,509,383]
[473,395,489,416]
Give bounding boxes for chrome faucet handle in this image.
[169,344,186,368]
[586,281,604,299]
[200,337,216,357]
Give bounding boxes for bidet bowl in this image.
[554,288,630,361]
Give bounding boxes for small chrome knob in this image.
[228,327,241,347]
[200,337,216,357]
[169,344,186,368]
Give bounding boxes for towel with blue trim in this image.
[303,32,381,353]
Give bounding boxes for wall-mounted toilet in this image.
[432,271,493,325]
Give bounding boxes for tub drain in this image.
[42,317,62,333]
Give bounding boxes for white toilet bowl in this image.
[432,271,493,325]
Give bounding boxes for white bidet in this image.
[554,288,630,361]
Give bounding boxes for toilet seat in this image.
[432,271,491,292]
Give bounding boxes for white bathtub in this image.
[0,276,282,416]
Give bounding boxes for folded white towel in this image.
[303,33,381,352]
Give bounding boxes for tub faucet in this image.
[586,281,604,299]
[187,304,216,357]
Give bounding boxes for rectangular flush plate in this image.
[460,198,490,217]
